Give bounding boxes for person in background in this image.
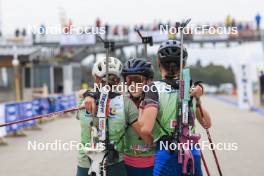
[96,18,101,28]
[15,28,20,38]
[225,15,232,27]
[231,18,236,27]
[255,13,262,31]
[259,71,264,105]
[22,28,27,37]
[81,80,89,90]
[105,23,109,39]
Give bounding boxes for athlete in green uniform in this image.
[76,92,93,176]
[121,58,156,176]
[80,57,151,176]
[138,40,211,176]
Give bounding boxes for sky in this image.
[1,0,264,34]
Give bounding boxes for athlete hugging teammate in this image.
[79,40,211,176]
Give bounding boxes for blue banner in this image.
[32,99,41,115]
[3,94,77,133]
[68,95,76,108]
[61,95,70,110]
[19,102,36,127]
[39,98,50,114]
[5,103,22,132]
[55,96,62,112]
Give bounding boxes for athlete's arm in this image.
[138,83,159,144]
[131,121,154,145]
[124,96,154,144]
[196,103,212,129]
[190,84,212,129]
[138,106,157,145]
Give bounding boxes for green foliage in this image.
[122,53,235,87]
[190,61,236,87]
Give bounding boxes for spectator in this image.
[139,24,144,30]
[152,24,158,31]
[225,15,232,27]
[96,18,101,28]
[113,25,119,36]
[260,71,264,104]
[22,28,27,37]
[231,18,236,27]
[15,28,20,38]
[105,23,109,39]
[245,23,251,31]
[237,23,243,31]
[39,24,46,35]
[122,26,129,36]
[255,13,262,31]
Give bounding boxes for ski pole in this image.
[0,106,85,128]
[197,143,211,176]
[198,104,223,176]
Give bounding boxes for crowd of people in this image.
[7,13,262,40]
[93,14,262,37]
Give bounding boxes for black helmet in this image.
[122,58,154,79]
[158,40,188,64]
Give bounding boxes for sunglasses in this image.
[125,75,146,85]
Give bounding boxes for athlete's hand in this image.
[190,85,203,98]
[199,118,209,129]
[84,96,96,115]
[78,89,88,98]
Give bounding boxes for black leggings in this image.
[76,166,89,176]
[76,161,127,176]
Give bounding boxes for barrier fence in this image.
[0,94,76,138]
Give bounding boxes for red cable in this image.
[0,106,85,128]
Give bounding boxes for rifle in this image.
[177,18,201,175]
[178,19,222,176]
[85,34,115,176]
[135,28,153,61]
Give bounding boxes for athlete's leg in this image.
[76,166,89,176]
[192,147,203,176]
[153,149,182,176]
[193,155,203,176]
[125,164,154,176]
[108,161,127,176]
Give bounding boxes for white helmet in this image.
[92,57,123,78]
